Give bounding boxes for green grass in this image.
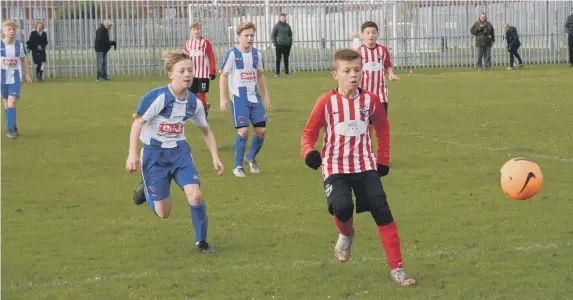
[2,65,573,299]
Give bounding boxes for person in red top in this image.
[300,49,416,286]
[354,21,399,115]
[183,23,216,118]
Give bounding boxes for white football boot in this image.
[245,158,261,174]
[390,268,417,286]
[233,167,247,177]
[334,233,354,263]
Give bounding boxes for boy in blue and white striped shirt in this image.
[1,20,32,138]
[219,21,272,177]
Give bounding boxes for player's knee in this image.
[183,184,203,205]
[253,126,266,137]
[369,195,394,226]
[237,127,249,138]
[330,197,354,222]
[6,97,17,108]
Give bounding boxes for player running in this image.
[183,23,216,119]
[126,50,222,253]
[219,21,272,177]
[1,20,32,138]
[300,49,416,286]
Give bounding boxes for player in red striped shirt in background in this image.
[300,49,416,286]
[354,21,399,115]
[184,23,216,119]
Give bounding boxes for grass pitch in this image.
[2,65,573,299]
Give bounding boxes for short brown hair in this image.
[163,50,192,72]
[279,13,286,17]
[236,21,256,35]
[333,48,361,69]
[361,21,378,32]
[190,23,202,31]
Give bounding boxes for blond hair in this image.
[236,21,256,35]
[163,50,192,72]
[2,20,18,30]
[190,23,202,31]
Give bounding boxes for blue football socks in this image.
[189,201,208,243]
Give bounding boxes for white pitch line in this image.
[5,241,571,291]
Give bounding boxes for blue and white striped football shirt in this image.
[1,40,25,85]
[136,86,208,148]
[220,47,264,103]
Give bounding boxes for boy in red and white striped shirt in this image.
[354,21,399,115]
[183,23,216,118]
[300,49,416,286]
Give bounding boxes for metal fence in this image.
[3,0,573,79]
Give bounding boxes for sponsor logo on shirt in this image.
[240,71,256,81]
[159,122,184,135]
[2,59,18,67]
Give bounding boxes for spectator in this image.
[566,9,573,67]
[94,20,116,81]
[470,13,495,71]
[26,21,48,81]
[271,13,293,78]
[504,23,524,70]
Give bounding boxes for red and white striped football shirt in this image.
[301,89,390,180]
[183,38,216,79]
[358,44,392,103]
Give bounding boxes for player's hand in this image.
[209,74,216,81]
[305,150,322,170]
[213,159,224,176]
[25,75,32,85]
[263,96,272,111]
[389,73,400,81]
[126,153,140,173]
[220,97,229,112]
[377,164,389,177]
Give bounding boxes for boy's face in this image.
[169,59,194,89]
[237,28,255,50]
[280,16,287,23]
[332,58,362,92]
[361,27,378,44]
[191,27,201,38]
[2,26,17,39]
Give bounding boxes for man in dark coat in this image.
[94,20,116,81]
[26,21,48,81]
[271,13,293,78]
[504,23,523,70]
[470,13,495,71]
[565,9,573,67]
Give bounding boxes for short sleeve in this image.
[220,50,235,74]
[256,50,264,71]
[188,101,208,128]
[19,43,26,58]
[136,90,165,121]
[383,47,392,69]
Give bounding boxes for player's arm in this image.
[256,51,271,110]
[301,95,327,170]
[204,39,217,79]
[219,50,234,111]
[126,92,164,172]
[20,44,32,84]
[369,96,390,176]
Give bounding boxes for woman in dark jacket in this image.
[26,21,48,81]
[504,23,524,70]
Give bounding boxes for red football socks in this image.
[378,221,404,270]
[334,216,354,236]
